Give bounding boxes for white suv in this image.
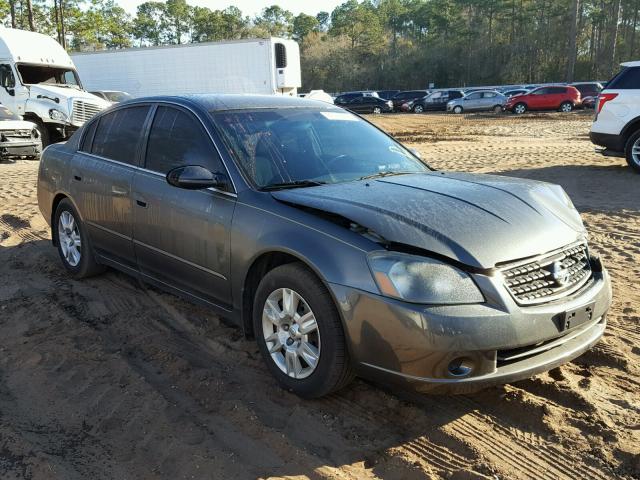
[590,61,640,173]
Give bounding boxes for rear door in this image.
[71,105,152,268]
[347,97,365,113]
[463,91,483,110]
[529,88,550,109]
[132,104,235,306]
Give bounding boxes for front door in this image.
[71,105,152,268]
[132,105,235,307]
[0,64,22,115]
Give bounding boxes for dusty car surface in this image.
[37,94,612,398]
[0,105,41,160]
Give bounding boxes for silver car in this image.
[448,90,507,114]
[37,94,612,398]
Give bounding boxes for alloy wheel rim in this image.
[374,107,381,114]
[631,138,640,166]
[515,105,525,114]
[455,106,462,113]
[58,210,81,267]
[561,103,572,112]
[262,288,321,379]
[415,106,423,113]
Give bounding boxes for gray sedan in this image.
[447,90,507,114]
[37,95,611,398]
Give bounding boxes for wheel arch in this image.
[240,248,344,340]
[620,115,640,144]
[50,192,83,246]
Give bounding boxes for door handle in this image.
[112,186,128,195]
[73,175,82,181]
[136,199,147,208]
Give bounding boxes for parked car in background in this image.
[376,90,400,100]
[38,94,612,398]
[390,90,429,110]
[448,90,507,114]
[506,86,581,114]
[570,82,603,99]
[590,61,640,172]
[504,89,529,97]
[334,91,379,106]
[581,96,597,109]
[344,96,393,114]
[0,105,41,160]
[90,90,133,103]
[403,90,464,112]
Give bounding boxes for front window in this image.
[211,108,429,189]
[17,64,81,89]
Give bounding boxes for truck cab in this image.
[0,27,109,145]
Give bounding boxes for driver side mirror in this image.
[6,87,14,96]
[166,165,229,191]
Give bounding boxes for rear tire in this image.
[559,101,573,113]
[624,129,640,173]
[253,263,354,398]
[513,103,527,114]
[53,199,105,279]
[373,106,382,114]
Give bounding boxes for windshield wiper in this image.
[261,180,327,191]
[358,171,414,181]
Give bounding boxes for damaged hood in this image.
[271,172,586,269]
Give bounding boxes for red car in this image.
[505,86,581,114]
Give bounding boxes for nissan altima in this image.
[37,95,612,398]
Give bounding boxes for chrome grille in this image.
[71,100,103,126]
[500,243,592,305]
[0,129,31,138]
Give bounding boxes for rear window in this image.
[91,106,150,164]
[606,67,640,89]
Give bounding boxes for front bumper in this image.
[330,264,611,394]
[0,139,42,158]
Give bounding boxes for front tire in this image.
[624,130,640,173]
[453,105,463,114]
[33,120,51,148]
[253,263,354,398]
[413,104,424,113]
[513,103,527,114]
[53,199,105,279]
[559,101,573,113]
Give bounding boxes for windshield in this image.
[0,105,21,121]
[104,91,132,102]
[17,64,81,88]
[211,108,429,189]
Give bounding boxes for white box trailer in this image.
[71,38,301,98]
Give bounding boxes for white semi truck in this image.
[71,38,302,98]
[0,27,110,145]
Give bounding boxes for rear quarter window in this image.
[606,67,640,89]
[91,106,150,164]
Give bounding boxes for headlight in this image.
[367,252,484,304]
[49,109,68,122]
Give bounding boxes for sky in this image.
[116,0,345,17]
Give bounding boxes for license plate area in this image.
[554,302,595,332]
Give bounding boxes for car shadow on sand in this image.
[492,162,639,213]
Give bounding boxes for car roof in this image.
[621,60,640,67]
[125,94,342,112]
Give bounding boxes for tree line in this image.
[1,0,638,91]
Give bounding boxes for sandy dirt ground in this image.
[0,110,638,480]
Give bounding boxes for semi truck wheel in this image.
[33,120,51,147]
